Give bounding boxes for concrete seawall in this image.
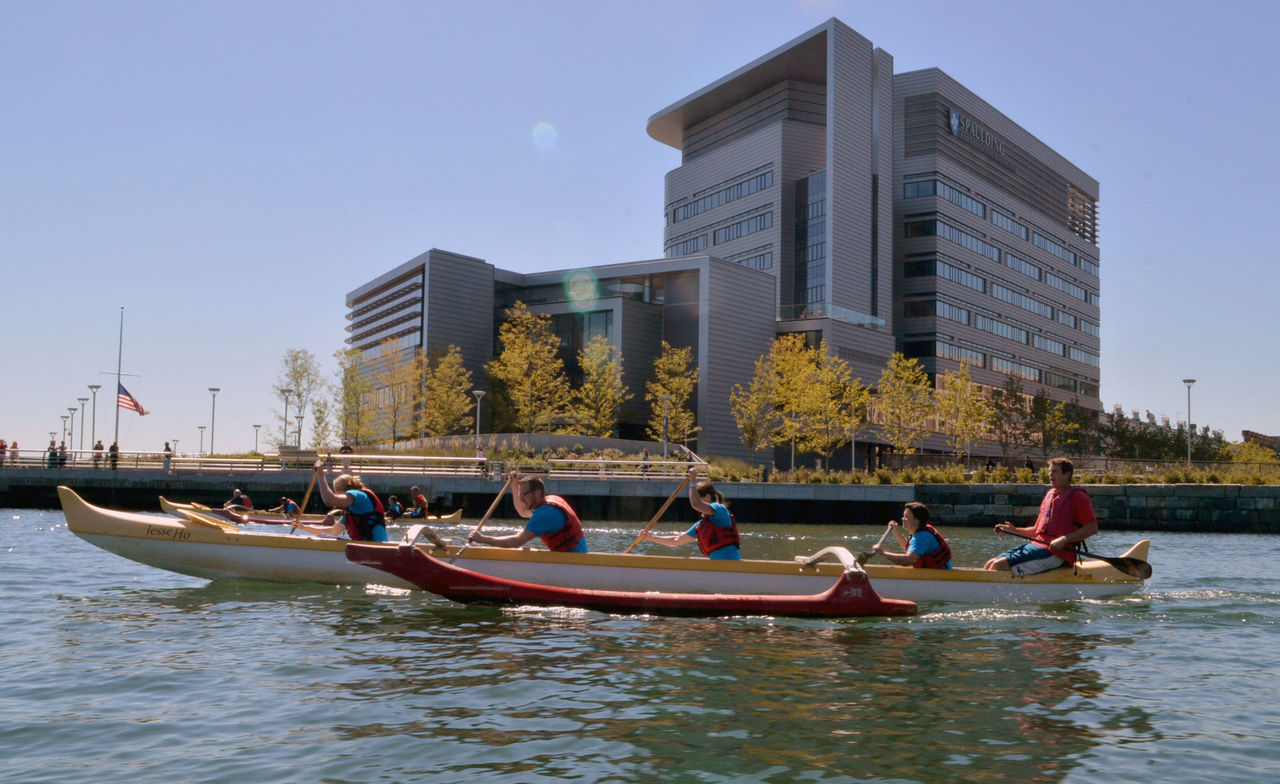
[4,469,1277,532]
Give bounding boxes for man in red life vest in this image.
[871,502,951,568]
[985,457,1097,575]
[467,471,588,553]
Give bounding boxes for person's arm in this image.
[508,470,533,519]
[873,522,919,565]
[312,461,351,509]
[468,527,539,548]
[292,510,346,537]
[994,520,1036,538]
[1050,495,1098,550]
[643,531,696,548]
[687,467,713,516]
[875,548,920,567]
[888,521,909,549]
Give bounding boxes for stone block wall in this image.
[916,484,1280,533]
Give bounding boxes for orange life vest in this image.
[538,495,585,552]
[695,508,741,556]
[912,524,952,569]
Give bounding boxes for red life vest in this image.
[910,524,952,569]
[538,495,585,552]
[695,508,741,556]
[1031,487,1094,565]
[343,489,388,542]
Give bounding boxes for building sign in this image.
[949,108,1014,170]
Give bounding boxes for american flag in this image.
[118,383,150,416]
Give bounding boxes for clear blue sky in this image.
[3,0,1276,455]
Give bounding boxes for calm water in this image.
[2,508,1278,784]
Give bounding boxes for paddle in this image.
[997,527,1152,579]
[450,475,514,564]
[856,524,896,566]
[290,467,321,535]
[623,472,693,554]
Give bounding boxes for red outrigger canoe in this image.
[345,542,917,618]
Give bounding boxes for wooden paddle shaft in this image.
[623,473,692,554]
[449,475,513,564]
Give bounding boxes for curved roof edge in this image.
[646,18,835,149]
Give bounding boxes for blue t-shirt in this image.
[525,504,588,553]
[907,528,951,569]
[684,502,740,560]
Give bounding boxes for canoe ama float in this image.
[60,487,1150,604]
[346,541,917,617]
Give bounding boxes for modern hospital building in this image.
[344,18,1101,463]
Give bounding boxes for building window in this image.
[937,221,1001,262]
[1078,320,1099,337]
[937,260,986,292]
[903,300,932,318]
[992,357,1042,382]
[664,235,707,257]
[1057,310,1077,329]
[992,210,1029,240]
[975,314,1028,344]
[1078,256,1100,276]
[937,182,986,218]
[936,301,970,325]
[714,211,773,245]
[1033,232,1076,265]
[992,283,1053,319]
[1069,346,1100,367]
[1046,272,1090,302]
[937,342,985,367]
[1005,253,1041,281]
[903,180,937,200]
[1032,334,1067,356]
[673,170,774,223]
[1045,372,1078,392]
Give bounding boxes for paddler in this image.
[870,502,952,568]
[466,471,588,553]
[290,463,393,543]
[985,457,1097,575]
[640,466,741,560]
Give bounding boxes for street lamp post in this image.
[198,425,206,455]
[660,394,672,459]
[472,390,486,448]
[77,397,89,451]
[1182,378,1196,470]
[60,415,69,444]
[208,388,220,456]
[67,407,77,460]
[281,388,294,447]
[295,414,304,448]
[87,384,102,448]
[253,425,261,453]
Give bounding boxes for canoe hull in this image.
[346,543,917,618]
[61,487,1148,603]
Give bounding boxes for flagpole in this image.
[114,306,123,448]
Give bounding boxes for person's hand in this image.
[1050,536,1070,550]
[872,543,884,553]
[994,522,1013,535]
[508,470,519,483]
[467,530,483,544]
[687,466,698,480]
[888,520,900,528]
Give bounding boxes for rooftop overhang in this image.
[646,21,831,149]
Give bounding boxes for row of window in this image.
[713,211,773,245]
[904,178,1099,277]
[673,171,774,223]
[904,180,986,218]
[733,251,773,270]
[908,295,1093,365]
[991,283,1054,319]
[665,235,707,257]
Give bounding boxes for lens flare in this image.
[532,122,558,152]
[564,269,599,312]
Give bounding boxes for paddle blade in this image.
[1102,556,1152,580]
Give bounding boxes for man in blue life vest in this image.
[870,502,952,568]
[641,466,741,560]
[467,471,588,553]
[985,456,1097,575]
